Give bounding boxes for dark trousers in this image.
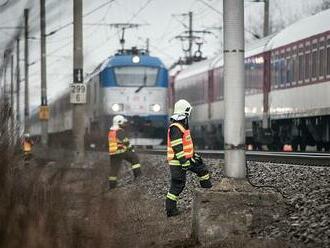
[108,151,142,188]
[166,161,212,212]
[24,152,32,165]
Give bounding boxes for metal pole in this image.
[24,8,30,134]
[16,39,20,137]
[40,0,48,145]
[223,0,246,178]
[10,54,14,136]
[73,0,85,161]
[263,0,270,37]
[3,52,8,109]
[262,0,270,129]
[188,11,193,62]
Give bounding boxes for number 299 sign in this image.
[70,83,87,104]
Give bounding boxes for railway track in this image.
[138,149,330,167]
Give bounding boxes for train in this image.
[171,9,330,152]
[30,47,169,149]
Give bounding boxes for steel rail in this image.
[137,149,330,167]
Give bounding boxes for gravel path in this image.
[116,154,330,248]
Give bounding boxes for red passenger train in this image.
[171,9,330,151]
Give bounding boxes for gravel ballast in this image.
[117,154,330,247]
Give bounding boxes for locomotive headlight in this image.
[112,103,123,112]
[132,55,140,64]
[151,104,161,112]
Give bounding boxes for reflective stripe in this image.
[182,160,190,167]
[176,151,185,159]
[168,160,190,167]
[170,138,183,146]
[199,174,210,181]
[132,163,141,169]
[169,160,181,166]
[108,176,117,181]
[166,192,178,201]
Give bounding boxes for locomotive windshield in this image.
[114,66,158,86]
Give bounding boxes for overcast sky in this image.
[0,0,326,111]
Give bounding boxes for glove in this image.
[127,145,135,152]
[193,153,203,164]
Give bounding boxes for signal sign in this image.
[70,83,87,104]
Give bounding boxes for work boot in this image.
[109,180,117,190]
[200,179,212,188]
[133,168,142,178]
[166,198,180,217]
[166,208,180,217]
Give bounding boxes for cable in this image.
[0,0,9,8]
[44,0,116,37]
[128,0,154,22]
[245,161,294,204]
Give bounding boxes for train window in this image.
[319,48,325,78]
[298,54,304,81]
[275,59,280,87]
[312,50,318,78]
[280,58,286,86]
[286,57,293,85]
[94,83,97,104]
[271,55,276,89]
[294,55,299,84]
[305,52,311,81]
[327,43,330,75]
[114,66,158,86]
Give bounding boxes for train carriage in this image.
[172,9,330,151]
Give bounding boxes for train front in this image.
[99,49,168,146]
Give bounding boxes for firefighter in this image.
[166,99,212,217]
[108,115,142,189]
[22,133,33,165]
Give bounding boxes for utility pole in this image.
[263,0,269,37]
[16,38,20,137]
[223,0,246,178]
[24,8,30,134]
[72,0,85,162]
[188,11,193,60]
[262,0,270,129]
[40,0,48,145]
[10,54,14,136]
[173,12,210,65]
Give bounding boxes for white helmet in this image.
[113,115,128,126]
[24,133,30,138]
[173,99,192,117]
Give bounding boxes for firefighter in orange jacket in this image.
[166,99,212,217]
[108,115,142,189]
[22,133,33,164]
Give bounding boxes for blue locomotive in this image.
[30,47,169,149]
[95,47,169,146]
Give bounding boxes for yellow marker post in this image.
[39,105,49,120]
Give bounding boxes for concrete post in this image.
[16,39,21,138]
[223,0,246,178]
[24,8,30,134]
[73,0,85,162]
[10,54,14,136]
[40,0,48,145]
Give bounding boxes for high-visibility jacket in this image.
[167,122,194,166]
[23,140,32,153]
[108,128,127,155]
